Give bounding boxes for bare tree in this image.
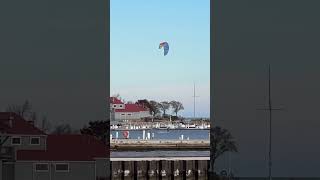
[159,101,171,117]
[41,115,51,133]
[52,123,72,134]
[6,100,37,125]
[170,101,184,116]
[210,126,238,176]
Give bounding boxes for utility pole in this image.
[192,82,200,119]
[257,65,284,180]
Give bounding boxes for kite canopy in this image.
[159,42,169,56]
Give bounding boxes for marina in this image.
[110,129,210,140]
[110,121,210,131]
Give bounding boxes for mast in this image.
[256,64,284,180]
[268,64,272,180]
[192,82,199,119]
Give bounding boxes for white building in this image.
[110,97,151,121]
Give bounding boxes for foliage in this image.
[210,126,238,174]
[159,101,171,117]
[80,120,109,145]
[52,123,72,135]
[170,101,184,116]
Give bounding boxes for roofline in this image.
[0,133,47,136]
[15,160,96,163]
[110,156,210,161]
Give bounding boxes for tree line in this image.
[135,99,184,118]
[112,94,185,118]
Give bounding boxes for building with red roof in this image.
[0,112,109,180]
[110,97,151,121]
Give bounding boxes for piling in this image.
[183,160,187,180]
[133,161,137,180]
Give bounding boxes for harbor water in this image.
[110,129,209,140]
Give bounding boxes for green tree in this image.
[149,100,161,118]
[80,120,109,145]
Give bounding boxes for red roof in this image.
[0,112,46,135]
[17,134,108,161]
[110,97,123,104]
[115,104,149,113]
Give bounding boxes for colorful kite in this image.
[159,42,169,56]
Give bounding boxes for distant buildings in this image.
[109,97,151,122]
[0,112,108,180]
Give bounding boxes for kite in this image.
[159,42,169,56]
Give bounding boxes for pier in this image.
[110,156,209,180]
[111,139,210,151]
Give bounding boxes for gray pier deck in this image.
[110,139,210,151]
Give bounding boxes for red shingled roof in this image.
[110,97,123,104]
[17,134,108,161]
[115,104,149,113]
[0,112,46,135]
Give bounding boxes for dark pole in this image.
[146,161,150,180]
[268,65,272,180]
[171,161,175,180]
[183,160,187,180]
[110,161,112,180]
[121,161,125,180]
[257,65,284,180]
[133,161,137,180]
[195,160,199,180]
[159,160,162,180]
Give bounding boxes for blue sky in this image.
[111,0,210,117]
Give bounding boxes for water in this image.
[111,150,210,158]
[111,129,209,140]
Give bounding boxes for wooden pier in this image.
[111,139,210,151]
[110,156,210,180]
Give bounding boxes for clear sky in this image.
[111,0,210,117]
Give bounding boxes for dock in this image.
[110,156,210,180]
[110,139,210,151]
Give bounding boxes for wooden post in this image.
[158,160,162,180]
[182,160,186,180]
[110,161,112,180]
[146,161,150,180]
[195,160,199,180]
[121,161,125,180]
[171,161,175,180]
[207,160,210,180]
[133,161,137,180]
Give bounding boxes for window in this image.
[113,105,116,108]
[55,163,69,172]
[11,137,21,145]
[127,113,131,116]
[30,137,40,145]
[121,113,125,115]
[35,163,49,172]
[119,105,123,108]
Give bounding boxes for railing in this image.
[110,159,209,180]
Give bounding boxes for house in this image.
[110,97,151,121]
[0,112,109,180]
